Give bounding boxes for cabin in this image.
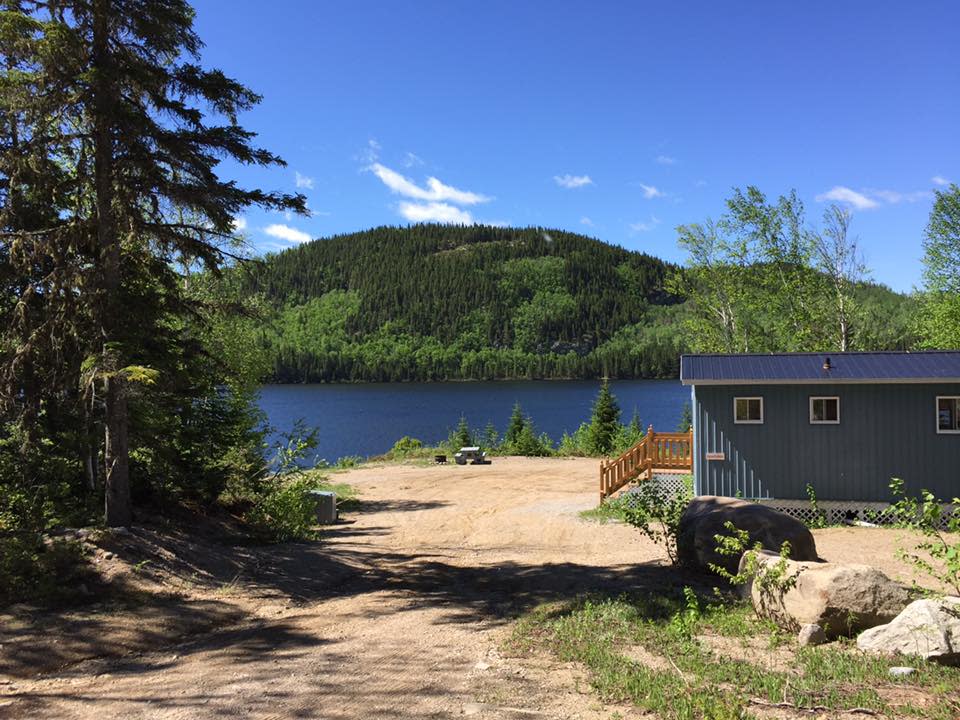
[681,351,960,522]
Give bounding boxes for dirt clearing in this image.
[0,458,936,719]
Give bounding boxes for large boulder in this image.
[676,496,818,575]
[857,596,960,664]
[744,550,913,637]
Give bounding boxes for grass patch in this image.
[578,504,624,524]
[508,590,960,720]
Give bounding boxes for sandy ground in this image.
[0,457,938,719]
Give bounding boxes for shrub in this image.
[805,483,828,529]
[246,475,321,542]
[889,477,960,594]
[617,479,692,564]
[711,521,799,606]
[388,436,424,459]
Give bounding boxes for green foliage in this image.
[510,422,554,457]
[504,402,527,447]
[676,401,692,432]
[805,483,828,529]
[917,185,960,349]
[889,478,960,595]
[587,381,622,455]
[0,0,302,530]
[452,415,473,448]
[617,480,692,564]
[245,225,684,382]
[245,475,321,543]
[711,521,799,606]
[510,592,960,720]
[387,436,424,459]
[675,186,915,354]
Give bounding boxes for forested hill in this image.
[246,225,689,382]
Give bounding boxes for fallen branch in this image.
[748,698,879,716]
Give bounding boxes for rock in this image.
[676,496,818,575]
[857,596,960,664]
[889,666,915,677]
[797,623,827,646]
[743,551,913,638]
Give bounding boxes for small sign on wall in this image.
[705,451,726,461]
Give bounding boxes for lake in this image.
[257,379,689,463]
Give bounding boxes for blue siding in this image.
[692,383,960,501]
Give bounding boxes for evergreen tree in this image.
[504,402,526,447]
[587,381,621,455]
[677,401,693,432]
[482,421,499,449]
[452,415,472,447]
[0,1,304,525]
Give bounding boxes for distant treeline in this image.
[243,224,916,383]
[247,225,687,381]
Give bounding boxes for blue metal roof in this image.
[680,351,960,384]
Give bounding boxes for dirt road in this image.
[1,457,931,719]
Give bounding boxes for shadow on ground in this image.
[0,492,701,683]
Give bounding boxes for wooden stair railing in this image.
[599,426,693,501]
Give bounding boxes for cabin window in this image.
[810,396,840,424]
[734,397,763,424]
[937,396,960,433]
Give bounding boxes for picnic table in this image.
[454,446,489,465]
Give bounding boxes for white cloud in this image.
[630,216,661,233]
[580,216,593,226]
[816,185,931,210]
[655,155,676,165]
[933,175,951,186]
[814,186,879,210]
[356,138,381,164]
[695,179,708,187]
[264,223,312,243]
[232,216,247,232]
[398,202,473,224]
[370,163,490,205]
[553,174,593,189]
[639,183,664,199]
[867,188,930,204]
[295,172,314,190]
[403,152,425,168]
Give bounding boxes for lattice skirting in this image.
[755,498,959,530]
[649,473,693,498]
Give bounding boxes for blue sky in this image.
[193,1,958,292]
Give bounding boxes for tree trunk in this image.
[93,0,131,527]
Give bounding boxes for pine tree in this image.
[452,415,472,448]
[677,401,693,432]
[0,1,304,525]
[587,381,621,455]
[504,402,526,447]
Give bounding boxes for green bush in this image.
[617,479,692,564]
[387,436,424,458]
[889,477,960,594]
[245,475,321,542]
[0,535,88,605]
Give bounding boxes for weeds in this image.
[889,477,960,595]
[509,590,960,720]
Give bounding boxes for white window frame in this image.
[733,396,764,424]
[936,396,960,434]
[809,396,840,425]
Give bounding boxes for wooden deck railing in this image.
[599,426,693,501]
